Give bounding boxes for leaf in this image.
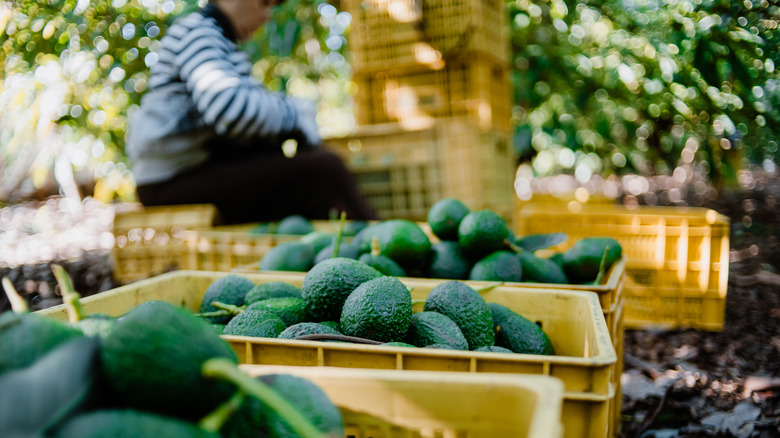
[515,233,568,252]
[0,337,100,436]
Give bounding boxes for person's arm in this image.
[169,16,298,140]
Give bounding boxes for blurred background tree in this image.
[1,0,778,205]
[509,0,780,195]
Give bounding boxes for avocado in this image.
[301,257,383,321]
[299,231,336,255]
[245,297,308,326]
[244,282,302,306]
[54,410,219,438]
[423,281,494,350]
[211,324,226,335]
[562,237,622,284]
[200,274,255,324]
[259,241,315,272]
[0,337,100,436]
[100,301,238,420]
[489,302,555,355]
[340,276,413,343]
[342,220,368,237]
[427,198,471,241]
[475,345,514,353]
[424,343,457,350]
[380,341,416,348]
[278,322,343,340]
[518,251,569,284]
[222,309,287,338]
[468,250,523,282]
[353,220,432,269]
[548,253,565,268]
[258,374,344,438]
[314,242,360,265]
[404,311,468,350]
[358,252,407,277]
[457,210,509,258]
[0,312,83,374]
[276,215,314,235]
[426,241,472,280]
[319,321,341,331]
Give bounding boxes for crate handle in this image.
[411,0,476,60]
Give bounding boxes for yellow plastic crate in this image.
[344,0,510,73]
[324,118,516,221]
[241,365,564,438]
[515,202,731,331]
[38,271,617,438]
[352,55,512,132]
[110,204,218,284]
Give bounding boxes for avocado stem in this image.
[2,277,29,313]
[196,310,234,319]
[504,238,525,255]
[51,263,86,323]
[332,211,347,258]
[296,333,382,345]
[202,358,326,438]
[199,390,246,433]
[593,246,611,285]
[370,237,381,256]
[473,282,504,294]
[210,301,245,315]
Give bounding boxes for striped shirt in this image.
[126,5,298,185]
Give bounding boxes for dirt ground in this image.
[1,185,779,437]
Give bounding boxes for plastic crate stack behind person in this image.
[325,0,516,220]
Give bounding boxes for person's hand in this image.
[289,97,321,150]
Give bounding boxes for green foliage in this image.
[508,0,780,187]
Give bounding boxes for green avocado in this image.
[353,220,432,269]
[301,258,382,321]
[562,237,622,284]
[54,410,219,438]
[278,322,343,340]
[0,312,83,374]
[222,309,286,338]
[259,241,315,272]
[489,302,555,355]
[299,231,337,255]
[245,297,308,326]
[427,198,470,241]
[358,252,407,277]
[423,281,494,350]
[404,311,468,350]
[314,242,360,265]
[100,301,237,420]
[457,210,509,258]
[475,345,514,353]
[468,250,523,282]
[518,251,569,284]
[244,282,302,306]
[276,215,314,235]
[426,241,472,280]
[200,274,255,324]
[223,374,344,438]
[340,276,413,343]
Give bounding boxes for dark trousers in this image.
[136,143,378,224]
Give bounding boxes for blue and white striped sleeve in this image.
[167,15,297,140]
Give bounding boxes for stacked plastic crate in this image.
[326,0,516,220]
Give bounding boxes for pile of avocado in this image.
[258,198,622,286]
[0,273,343,438]
[201,267,555,355]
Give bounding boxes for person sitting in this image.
[125,0,377,224]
